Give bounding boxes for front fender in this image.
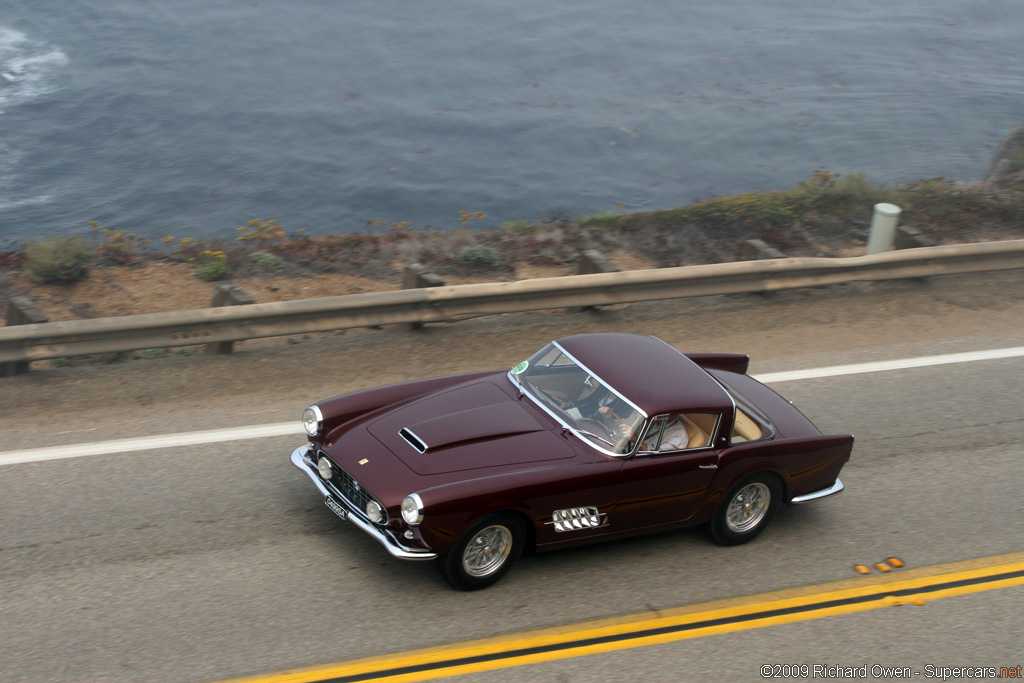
[414,459,622,556]
[314,370,503,445]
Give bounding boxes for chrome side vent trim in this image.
[546,507,608,533]
[399,428,427,453]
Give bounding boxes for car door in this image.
[615,413,722,529]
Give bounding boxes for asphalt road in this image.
[1,273,1022,683]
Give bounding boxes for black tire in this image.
[707,473,781,546]
[437,513,525,591]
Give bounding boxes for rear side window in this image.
[731,408,765,443]
[705,370,776,444]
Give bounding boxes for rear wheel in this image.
[437,513,525,590]
[708,473,781,546]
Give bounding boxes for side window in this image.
[639,413,719,452]
[639,416,667,451]
[731,408,766,443]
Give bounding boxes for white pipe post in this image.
[866,203,902,255]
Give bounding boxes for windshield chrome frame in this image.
[507,341,648,458]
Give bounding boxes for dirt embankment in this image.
[0,248,659,323]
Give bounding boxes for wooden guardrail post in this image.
[740,239,786,261]
[739,240,786,297]
[2,297,48,376]
[577,250,618,276]
[205,283,254,354]
[575,250,618,312]
[894,226,938,250]
[401,264,445,330]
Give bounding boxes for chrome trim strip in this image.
[790,478,845,504]
[506,341,649,458]
[652,337,740,446]
[551,341,648,419]
[289,446,437,560]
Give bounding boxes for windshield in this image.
[511,343,645,455]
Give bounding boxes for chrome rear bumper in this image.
[789,478,844,505]
[290,446,437,561]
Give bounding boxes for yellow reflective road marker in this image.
[215,552,1024,683]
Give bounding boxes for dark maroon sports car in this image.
[291,333,852,590]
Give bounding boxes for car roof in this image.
[555,333,733,416]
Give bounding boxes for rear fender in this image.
[694,434,853,522]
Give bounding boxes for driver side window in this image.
[639,413,719,452]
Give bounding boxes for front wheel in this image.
[437,513,525,591]
[708,473,781,546]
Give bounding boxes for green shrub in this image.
[250,251,281,267]
[579,210,622,226]
[24,235,91,284]
[1009,152,1024,174]
[456,244,503,270]
[499,220,533,235]
[195,260,231,281]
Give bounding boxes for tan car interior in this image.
[731,408,764,442]
[643,411,764,450]
[529,370,765,447]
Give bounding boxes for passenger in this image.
[657,414,690,451]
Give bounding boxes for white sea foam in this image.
[0,194,52,211]
[0,25,69,111]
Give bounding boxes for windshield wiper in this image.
[575,428,615,448]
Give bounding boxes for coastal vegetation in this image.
[22,235,91,285]
[6,172,1023,287]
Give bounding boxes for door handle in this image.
[699,464,717,470]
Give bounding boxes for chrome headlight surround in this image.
[302,405,323,437]
[316,455,332,480]
[366,500,385,524]
[401,493,424,526]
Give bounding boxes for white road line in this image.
[754,346,1024,383]
[0,423,302,466]
[2,346,1022,467]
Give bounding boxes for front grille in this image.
[318,451,387,523]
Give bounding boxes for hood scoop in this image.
[400,401,545,454]
[368,380,576,475]
[398,428,427,453]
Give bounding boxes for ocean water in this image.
[0,0,1021,246]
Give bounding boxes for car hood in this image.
[367,380,576,476]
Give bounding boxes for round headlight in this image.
[316,456,332,480]
[401,494,424,525]
[366,500,384,523]
[302,406,323,437]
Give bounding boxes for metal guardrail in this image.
[1,240,1022,364]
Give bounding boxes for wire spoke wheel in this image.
[725,482,771,533]
[461,524,513,577]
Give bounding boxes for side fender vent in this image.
[399,428,427,453]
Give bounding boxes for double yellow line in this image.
[220,552,1024,683]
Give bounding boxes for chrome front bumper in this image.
[289,446,437,561]
[789,478,844,505]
